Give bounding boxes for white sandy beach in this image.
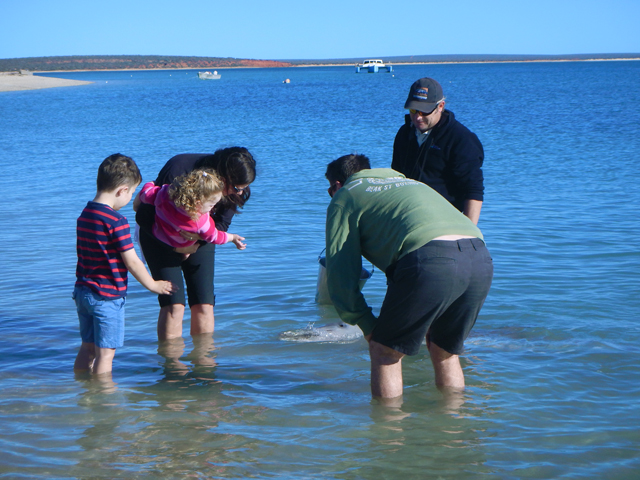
[0,72,92,92]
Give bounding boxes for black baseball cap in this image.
[404,77,444,111]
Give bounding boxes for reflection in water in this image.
[74,369,119,395]
[370,386,468,421]
[359,390,490,479]
[157,333,218,379]
[76,375,120,397]
[157,337,189,376]
[70,335,240,477]
[187,333,218,369]
[438,387,467,416]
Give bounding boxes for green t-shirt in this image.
[325,168,483,334]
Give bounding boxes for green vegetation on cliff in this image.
[0,55,292,72]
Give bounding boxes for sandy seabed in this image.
[0,73,92,92]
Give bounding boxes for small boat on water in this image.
[198,70,221,80]
[355,59,393,73]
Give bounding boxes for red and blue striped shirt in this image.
[75,201,134,299]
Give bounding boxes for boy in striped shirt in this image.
[74,154,176,375]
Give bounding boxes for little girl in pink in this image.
[134,168,246,253]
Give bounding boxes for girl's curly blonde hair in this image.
[169,168,224,219]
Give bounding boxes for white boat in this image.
[198,70,221,80]
[355,59,393,73]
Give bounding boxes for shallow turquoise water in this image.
[1,61,639,478]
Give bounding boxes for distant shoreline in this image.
[290,57,640,68]
[2,56,638,92]
[3,53,639,73]
[33,56,640,72]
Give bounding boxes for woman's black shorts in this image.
[138,228,216,308]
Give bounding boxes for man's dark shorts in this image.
[372,238,493,356]
[139,228,216,308]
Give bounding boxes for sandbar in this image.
[0,72,92,92]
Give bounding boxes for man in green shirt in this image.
[325,154,493,399]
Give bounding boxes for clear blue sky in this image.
[2,0,639,60]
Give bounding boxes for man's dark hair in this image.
[96,153,142,192]
[325,154,371,184]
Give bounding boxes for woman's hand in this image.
[179,230,203,243]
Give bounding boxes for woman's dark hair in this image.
[325,153,371,184]
[196,146,256,213]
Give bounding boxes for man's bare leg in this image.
[158,304,185,340]
[369,340,405,398]
[428,341,465,388]
[189,304,214,336]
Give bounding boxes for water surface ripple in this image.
[0,61,639,478]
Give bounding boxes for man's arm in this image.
[463,199,482,225]
[325,203,377,336]
[391,120,414,175]
[448,127,484,222]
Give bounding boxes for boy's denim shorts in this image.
[73,285,126,349]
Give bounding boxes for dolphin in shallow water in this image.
[279,322,362,343]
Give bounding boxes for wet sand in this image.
[0,72,92,92]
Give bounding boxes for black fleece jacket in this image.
[391,110,484,212]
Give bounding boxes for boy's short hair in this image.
[97,154,142,192]
[325,154,371,184]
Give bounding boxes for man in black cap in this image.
[392,77,485,224]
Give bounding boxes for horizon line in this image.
[2,52,640,62]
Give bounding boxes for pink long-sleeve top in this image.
[138,182,228,248]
